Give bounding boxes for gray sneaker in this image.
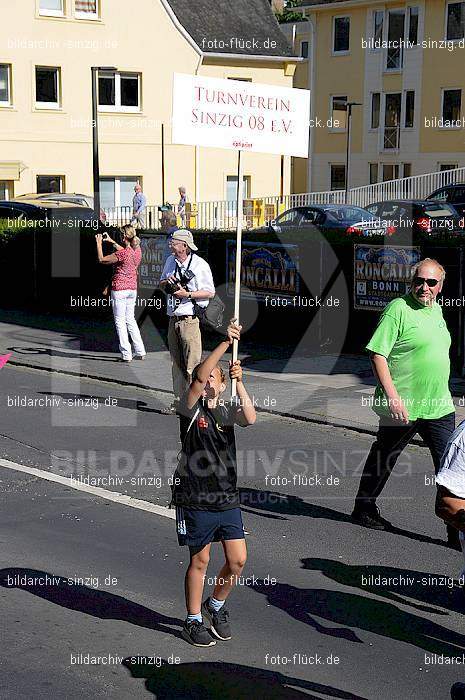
[202,599,232,640]
[181,619,216,647]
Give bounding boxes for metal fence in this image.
[348,166,465,208]
[103,205,162,228]
[103,166,465,231]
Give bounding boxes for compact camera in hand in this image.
[164,268,195,295]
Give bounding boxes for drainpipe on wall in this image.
[194,53,203,203]
[308,16,316,192]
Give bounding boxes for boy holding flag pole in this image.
[170,157,254,647]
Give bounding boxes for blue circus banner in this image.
[226,241,299,302]
[354,244,421,310]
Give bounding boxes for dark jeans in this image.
[355,412,455,509]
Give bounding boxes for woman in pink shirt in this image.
[95,225,146,362]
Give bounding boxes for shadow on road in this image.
[302,558,464,616]
[250,579,465,656]
[239,487,450,548]
[38,391,171,416]
[122,658,369,699]
[0,567,182,638]
[8,346,120,362]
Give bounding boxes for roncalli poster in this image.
[354,244,421,310]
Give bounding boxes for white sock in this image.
[209,596,225,612]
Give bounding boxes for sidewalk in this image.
[1,308,465,435]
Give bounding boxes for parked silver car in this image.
[14,193,106,221]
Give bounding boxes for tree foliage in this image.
[276,0,307,23]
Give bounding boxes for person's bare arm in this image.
[186,320,240,409]
[436,485,465,532]
[370,352,409,423]
[230,361,256,426]
[96,234,118,264]
[103,233,123,251]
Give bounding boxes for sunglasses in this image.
[412,277,439,288]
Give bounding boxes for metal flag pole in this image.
[161,123,165,204]
[231,149,244,398]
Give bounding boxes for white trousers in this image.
[111,289,146,360]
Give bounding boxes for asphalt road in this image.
[1,364,465,700]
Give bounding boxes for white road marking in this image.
[0,458,175,519]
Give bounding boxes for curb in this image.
[5,357,434,446]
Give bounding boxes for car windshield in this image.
[422,203,456,217]
[324,206,373,223]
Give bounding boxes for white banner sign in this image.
[172,73,310,157]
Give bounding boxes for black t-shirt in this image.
[171,399,239,511]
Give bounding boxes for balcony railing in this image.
[386,45,403,70]
[383,125,400,150]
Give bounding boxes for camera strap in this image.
[174,253,193,281]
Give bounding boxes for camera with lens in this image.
[165,268,195,296]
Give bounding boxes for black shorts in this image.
[175,506,244,547]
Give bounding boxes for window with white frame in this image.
[333,17,350,52]
[447,2,465,40]
[404,91,415,127]
[37,175,64,193]
[407,7,419,44]
[75,0,98,19]
[331,96,347,129]
[35,66,61,109]
[442,89,461,124]
[0,64,11,105]
[371,93,380,128]
[0,181,13,199]
[373,10,384,43]
[402,163,412,178]
[100,177,142,208]
[226,175,251,216]
[382,164,400,181]
[330,164,346,190]
[386,9,405,69]
[369,163,378,184]
[98,71,141,112]
[39,0,64,16]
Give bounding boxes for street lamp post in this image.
[344,101,362,203]
[91,66,117,220]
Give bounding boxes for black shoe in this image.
[351,505,390,530]
[202,599,232,640]
[181,619,216,647]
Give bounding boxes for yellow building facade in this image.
[0,0,298,209]
[283,0,465,192]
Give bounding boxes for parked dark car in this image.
[0,199,99,227]
[263,204,391,236]
[426,183,465,216]
[365,199,464,235]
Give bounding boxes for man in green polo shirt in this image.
[351,257,457,546]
